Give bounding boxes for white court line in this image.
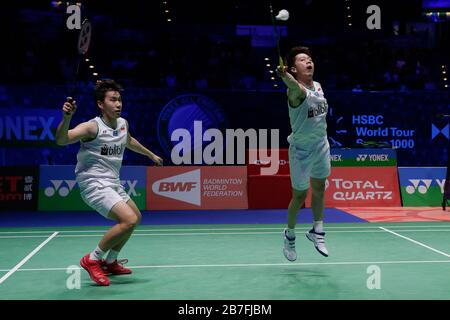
[379,227,450,258]
[3,229,450,239]
[1,224,450,234]
[0,232,59,285]
[1,259,450,273]
[0,236,52,239]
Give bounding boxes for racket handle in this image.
[279,56,284,67]
[65,97,76,115]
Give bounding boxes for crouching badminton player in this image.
[55,79,163,286]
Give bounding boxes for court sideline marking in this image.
[0,232,59,285]
[2,229,450,239]
[379,227,450,258]
[1,259,450,273]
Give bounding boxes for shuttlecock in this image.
[275,9,289,21]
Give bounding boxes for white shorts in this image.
[78,179,130,218]
[289,139,331,191]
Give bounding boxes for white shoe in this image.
[306,228,329,257]
[283,228,297,261]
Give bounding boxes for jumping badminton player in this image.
[276,46,330,261]
[55,79,163,286]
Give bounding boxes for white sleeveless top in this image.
[75,116,128,184]
[287,81,328,147]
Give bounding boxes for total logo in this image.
[152,169,201,206]
[405,179,445,194]
[44,180,139,197]
[329,178,392,200]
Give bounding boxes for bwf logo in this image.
[44,180,77,197]
[152,170,201,206]
[405,179,445,194]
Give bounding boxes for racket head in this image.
[77,19,92,55]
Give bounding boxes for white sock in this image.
[106,250,120,264]
[286,228,296,239]
[89,246,106,261]
[314,221,324,233]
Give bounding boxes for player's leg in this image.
[108,199,141,253]
[99,200,140,252]
[287,188,308,229]
[79,185,138,285]
[287,144,312,229]
[283,144,312,261]
[100,200,141,275]
[310,177,326,225]
[306,140,330,257]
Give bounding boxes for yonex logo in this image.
[356,154,368,161]
[152,169,201,206]
[120,180,139,196]
[405,179,445,194]
[330,155,342,162]
[356,154,389,162]
[44,180,77,197]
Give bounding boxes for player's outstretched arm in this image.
[127,134,163,166]
[275,66,307,108]
[55,97,97,145]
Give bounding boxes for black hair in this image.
[94,79,123,103]
[286,46,312,75]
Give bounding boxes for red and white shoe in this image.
[101,259,132,275]
[80,254,110,286]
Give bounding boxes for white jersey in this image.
[75,116,128,184]
[287,81,328,147]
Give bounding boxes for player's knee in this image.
[135,211,142,225]
[292,189,308,203]
[312,187,325,197]
[311,182,326,197]
[121,214,139,230]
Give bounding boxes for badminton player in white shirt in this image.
[276,46,331,261]
[56,79,163,286]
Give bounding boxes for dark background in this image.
[0,0,449,166]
